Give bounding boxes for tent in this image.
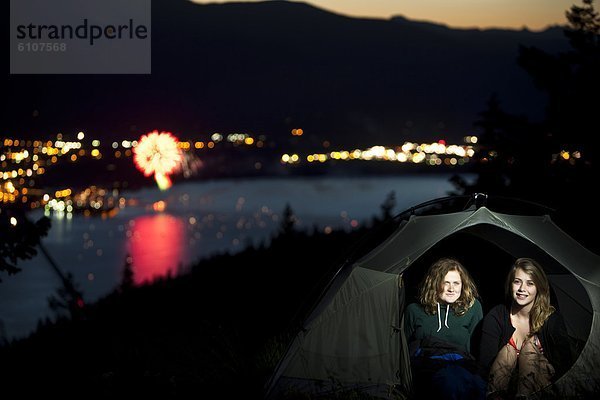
[265,195,600,399]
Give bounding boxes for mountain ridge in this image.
[6,0,570,147]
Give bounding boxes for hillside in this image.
[6,0,569,146]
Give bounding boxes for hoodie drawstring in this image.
[436,302,450,332]
[444,305,449,328]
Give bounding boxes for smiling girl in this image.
[479,258,576,399]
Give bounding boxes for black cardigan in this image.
[478,304,576,379]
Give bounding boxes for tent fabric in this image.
[266,206,600,398]
[267,267,408,398]
[285,267,400,381]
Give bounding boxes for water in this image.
[0,174,471,340]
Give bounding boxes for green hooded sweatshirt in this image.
[403,299,482,353]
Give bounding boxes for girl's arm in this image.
[478,305,504,374]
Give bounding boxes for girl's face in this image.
[512,268,537,308]
[439,270,462,304]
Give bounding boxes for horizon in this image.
[191,0,575,31]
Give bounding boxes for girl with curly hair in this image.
[404,257,486,399]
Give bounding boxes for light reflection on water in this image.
[128,214,186,285]
[0,174,473,340]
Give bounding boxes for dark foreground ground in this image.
[0,217,387,399]
[0,201,594,399]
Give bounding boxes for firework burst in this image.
[133,130,183,190]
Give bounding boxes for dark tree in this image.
[119,253,135,292]
[279,203,297,236]
[517,0,600,168]
[457,0,600,252]
[379,190,396,222]
[565,0,600,51]
[456,94,548,199]
[0,207,50,282]
[47,271,85,321]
